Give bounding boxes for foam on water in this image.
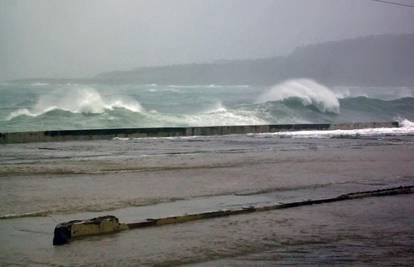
[256,79,340,113]
[400,118,414,128]
[204,101,228,113]
[30,82,49,86]
[7,87,144,120]
[144,103,267,127]
[1,81,413,132]
[249,119,414,139]
[181,110,266,126]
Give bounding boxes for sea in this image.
[1,78,414,266]
[1,78,414,133]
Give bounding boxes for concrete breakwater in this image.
[0,121,399,144]
[53,185,414,245]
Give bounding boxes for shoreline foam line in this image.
[0,121,398,144]
[53,185,413,245]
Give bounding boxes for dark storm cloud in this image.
[0,0,413,80]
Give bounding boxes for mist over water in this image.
[1,79,414,132]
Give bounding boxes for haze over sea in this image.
[1,0,414,265]
[1,79,414,133]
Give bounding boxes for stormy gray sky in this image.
[0,0,413,81]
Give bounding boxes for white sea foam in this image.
[400,118,414,128]
[30,82,49,86]
[7,87,144,120]
[184,102,267,126]
[204,102,228,113]
[114,120,414,142]
[140,101,266,126]
[257,79,340,113]
[249,119,414,139]
[140,101,267,127]
[182,111,266,126]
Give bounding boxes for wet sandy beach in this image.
[1,134,414,266]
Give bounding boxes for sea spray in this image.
[400,118,414,128]
[203,101,228,113]
[142,102,267,127]
[247,119,414,139]
[256,79,340,113]
[1,82,414,132]
[7,87,144,120]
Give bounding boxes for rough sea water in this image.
[1,79,414,266]
[1,78,414,132]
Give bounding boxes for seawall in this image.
[0,121,399,144]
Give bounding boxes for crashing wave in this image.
[400,118,414,128]
[7,87,144,120]
[256,79,340,114]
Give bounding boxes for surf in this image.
[6,87,144,120]
[1,80,413,132]
[256,79,340,114]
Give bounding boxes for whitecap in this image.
[30,82,49,86]
[249,119,414,139]
[256,79,340,113]
[6,87,144,120]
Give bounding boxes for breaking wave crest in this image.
[7,87,144,120]
[2,81,413,131]
[256,79,340,113]
[145,102,267,127]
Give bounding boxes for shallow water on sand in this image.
[0,135,414,266]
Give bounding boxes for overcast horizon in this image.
[1,0,414,81]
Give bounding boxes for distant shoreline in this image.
[4,34,414,87]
